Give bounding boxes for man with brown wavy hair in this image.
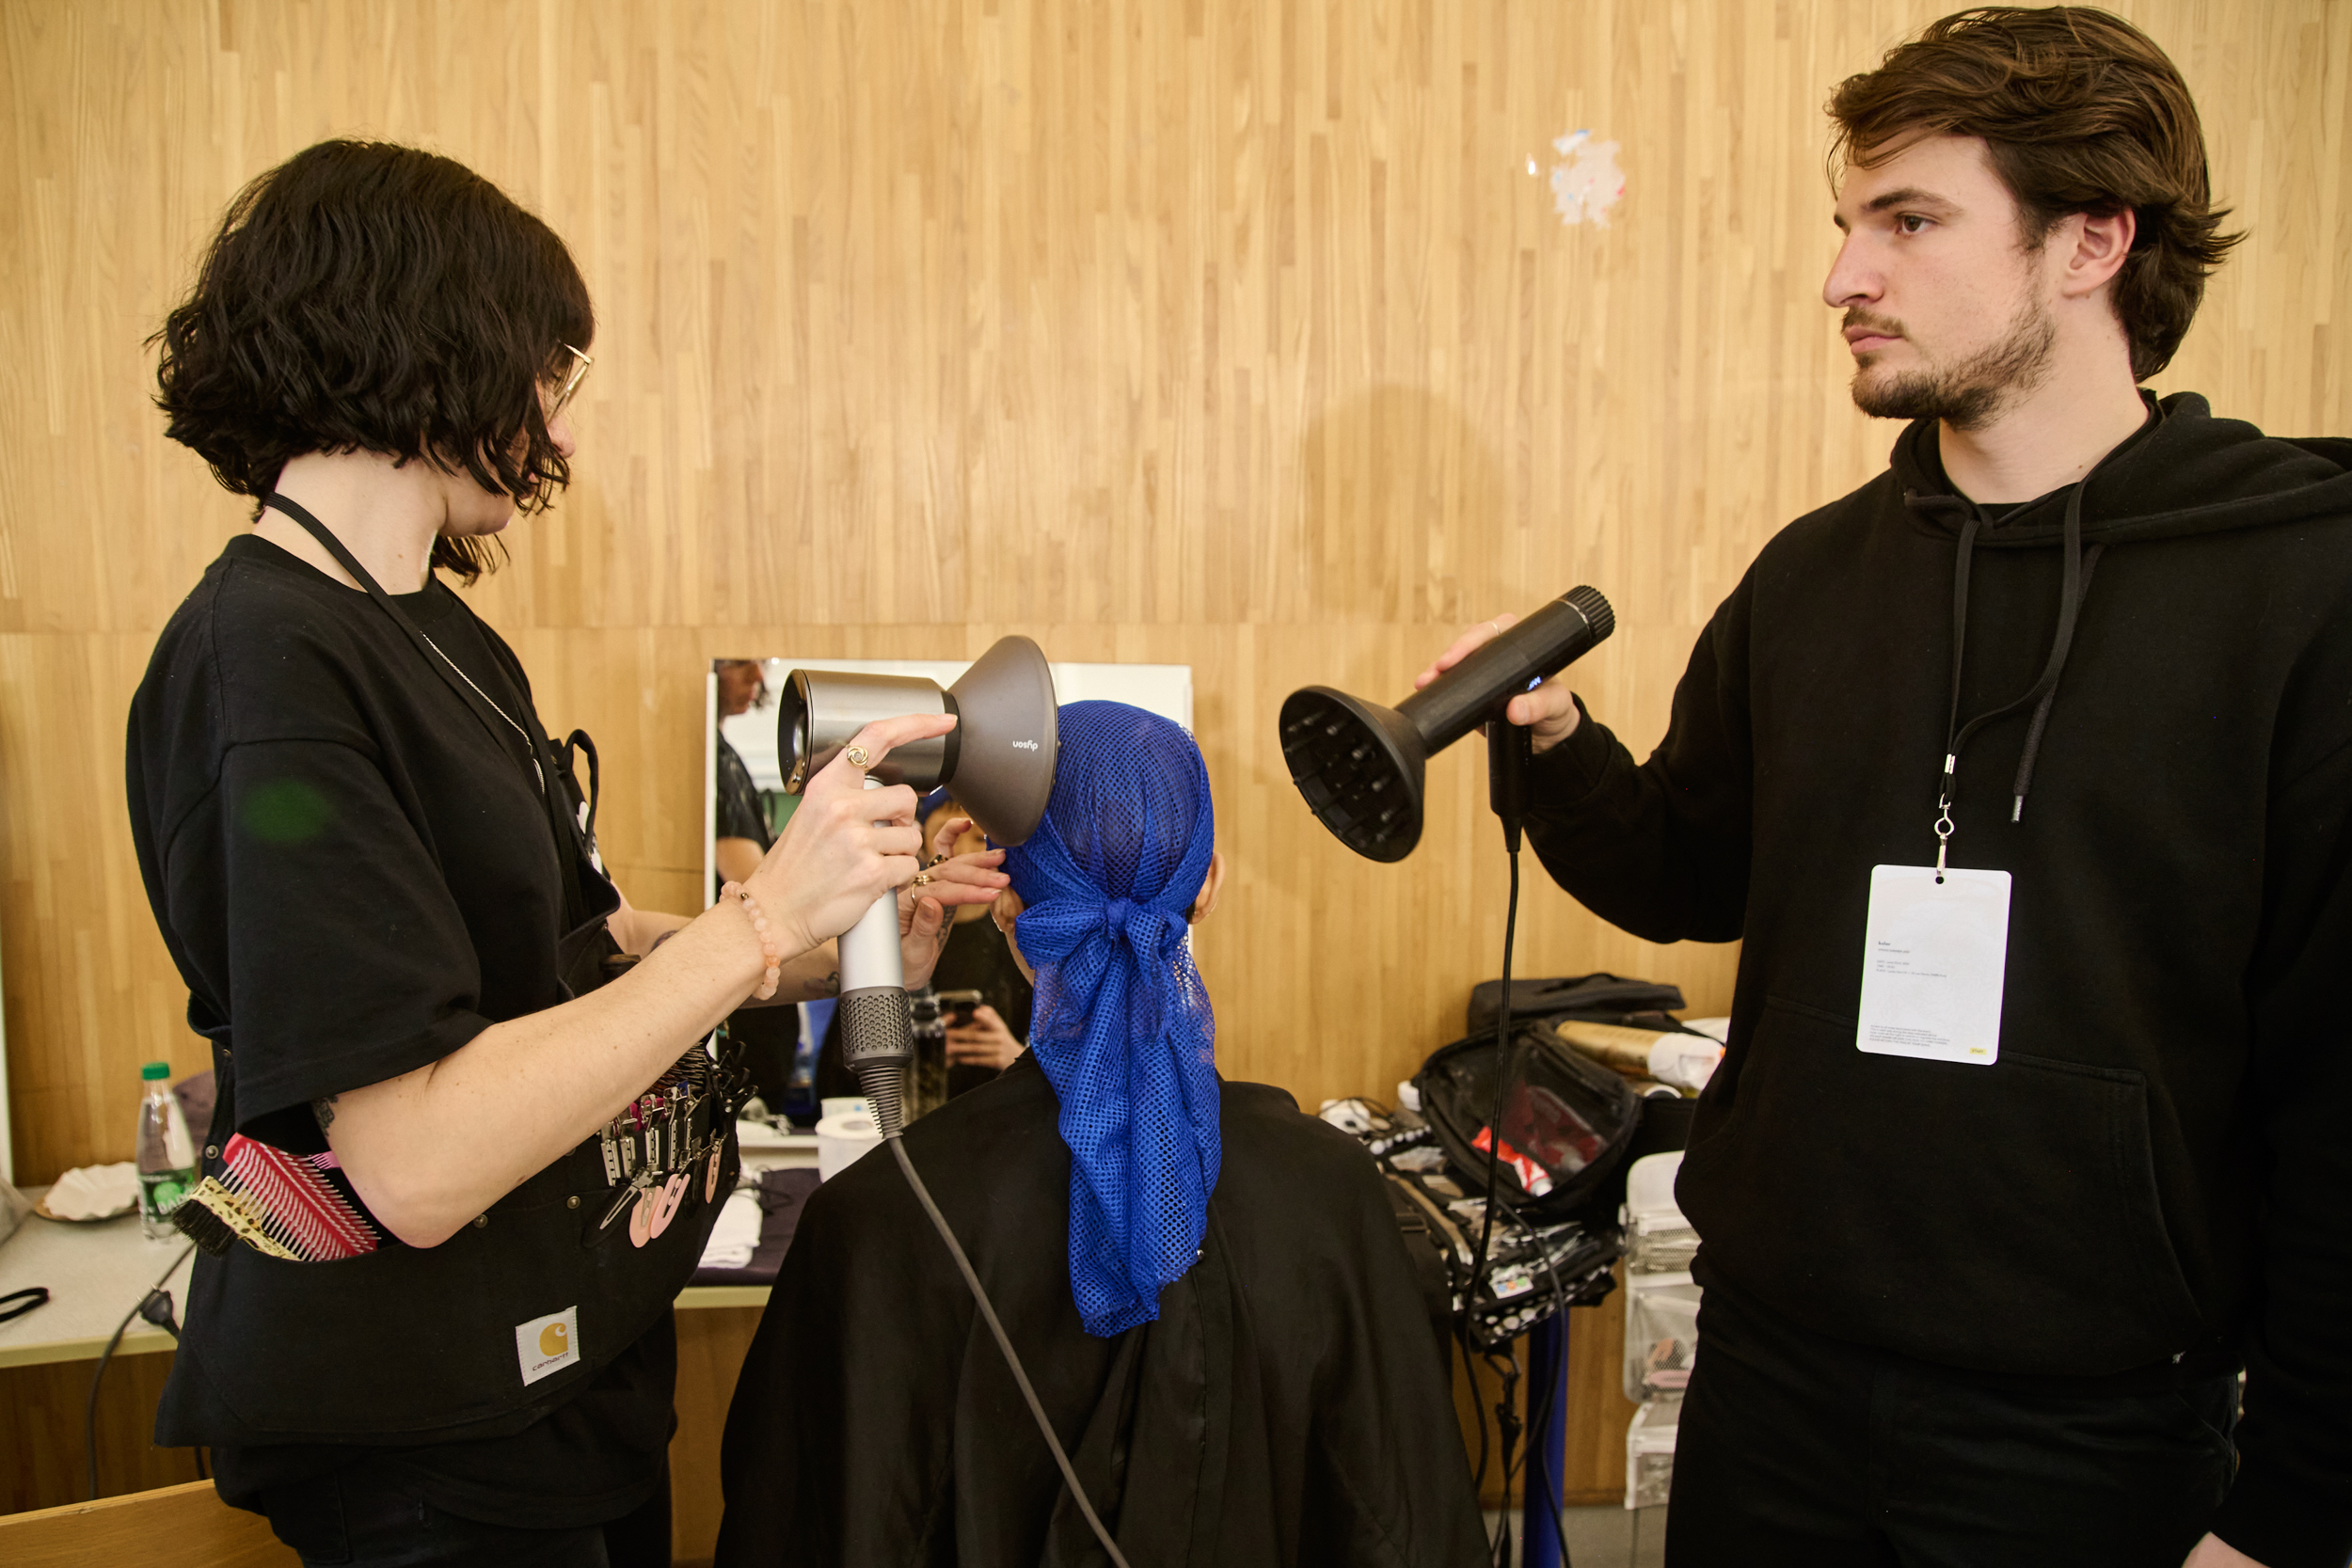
[1421,8,2351,1566]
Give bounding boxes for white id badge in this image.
[1855,864,2011,1066]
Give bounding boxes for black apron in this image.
[159,498,742,1446]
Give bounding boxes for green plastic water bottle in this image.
[136,1062,197,1240]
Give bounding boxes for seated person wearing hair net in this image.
[715,701,1485,1567]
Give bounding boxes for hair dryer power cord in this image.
[884,1127,1135,1568]
[87,1241,193,1502]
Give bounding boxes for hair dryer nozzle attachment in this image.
[946,636,1059,846]
[1279,586,1615,861]
[1279,687,1428,863]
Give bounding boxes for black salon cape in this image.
[714,1053,1486,1568]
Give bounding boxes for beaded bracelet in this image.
[721,881,787,1000]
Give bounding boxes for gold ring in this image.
[844,744,871,769]
[910,871,934,888]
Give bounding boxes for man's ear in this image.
[2057,206,2137,300]
[993,889,1034,985]
[1186,849,1226,925]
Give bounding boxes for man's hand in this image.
[945,1003,1024,1070]
[2183,1533,2267,1568]
[1414,613,1584,754]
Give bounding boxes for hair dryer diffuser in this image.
[1279,586,1613,862]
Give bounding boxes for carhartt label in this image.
[516,1306,580,1386]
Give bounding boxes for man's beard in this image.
[1849,291,2056,432]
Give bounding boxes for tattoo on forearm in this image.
[818,972,840,995]
[311,1094,339,1133]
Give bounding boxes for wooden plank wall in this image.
[0,0,2345,1540]
[5,0,2349,1184]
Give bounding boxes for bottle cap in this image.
[141,1061,171,1082]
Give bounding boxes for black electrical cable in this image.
[1488,1346,1525,1568]
[1460,1319,1494,1522]
[886,1133,1135,1568]
[1489,1179,1580,1567]
[1470,847,1521,1314]
[1469,844,1522,1561]
[87,1242,193,1502]
[1522,1323,1580,1565]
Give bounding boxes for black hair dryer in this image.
[1278,587,1614,860]
[776,637,1059,1136]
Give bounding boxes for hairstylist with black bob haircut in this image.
[126,139,1008,1567]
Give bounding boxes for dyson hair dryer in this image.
[1278,586,1614,859]
[776,637,1059,1136]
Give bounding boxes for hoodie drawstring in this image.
[2010,541,2104,820]
[1933,456,2117,872]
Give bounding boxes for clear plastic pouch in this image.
[1414,1021,1641,1222]
[1625,1395,1682,1510]
[1622,1149,1699,1273]
[1623,1271,1701,1403]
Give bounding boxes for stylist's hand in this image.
[946,1004,1024,1070]
[744,714,946,956]
[2182,1534,2267,1568]
[1413,613,1583,754]
[898,816,1009,989]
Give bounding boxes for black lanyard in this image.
[259,494,590,881]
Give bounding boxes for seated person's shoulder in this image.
[805,1057,1067,1227]
[1215,1077,1391,1216]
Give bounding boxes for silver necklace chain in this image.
[417,627,544,790]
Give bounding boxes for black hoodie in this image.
[1524,393,2352,1567]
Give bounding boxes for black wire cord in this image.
[1468,838,1585,1567]
[87,1242,194,1502]
[886,1132,1135,1568]
[1488,1178,1584,1565]
[1471,847,1522,1566]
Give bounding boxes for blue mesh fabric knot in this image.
[1004,701,1219,1338]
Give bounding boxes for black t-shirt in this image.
[714,736,771,847]
[125,534,670,1527]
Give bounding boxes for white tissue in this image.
[697,1186,763,1271]
[1645,1037,1724,1095]
[45,1162,140,1220]
[816,1111,883,1181]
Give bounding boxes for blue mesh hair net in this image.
[1004,701,1219,1338]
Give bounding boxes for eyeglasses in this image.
[548,342,593,420]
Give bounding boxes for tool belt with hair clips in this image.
[159,1001,755,1447]
[176,1030,748,1262]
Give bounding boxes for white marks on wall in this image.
[1536,129,1626,228]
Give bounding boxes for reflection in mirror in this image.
[706,658,1193,1130]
